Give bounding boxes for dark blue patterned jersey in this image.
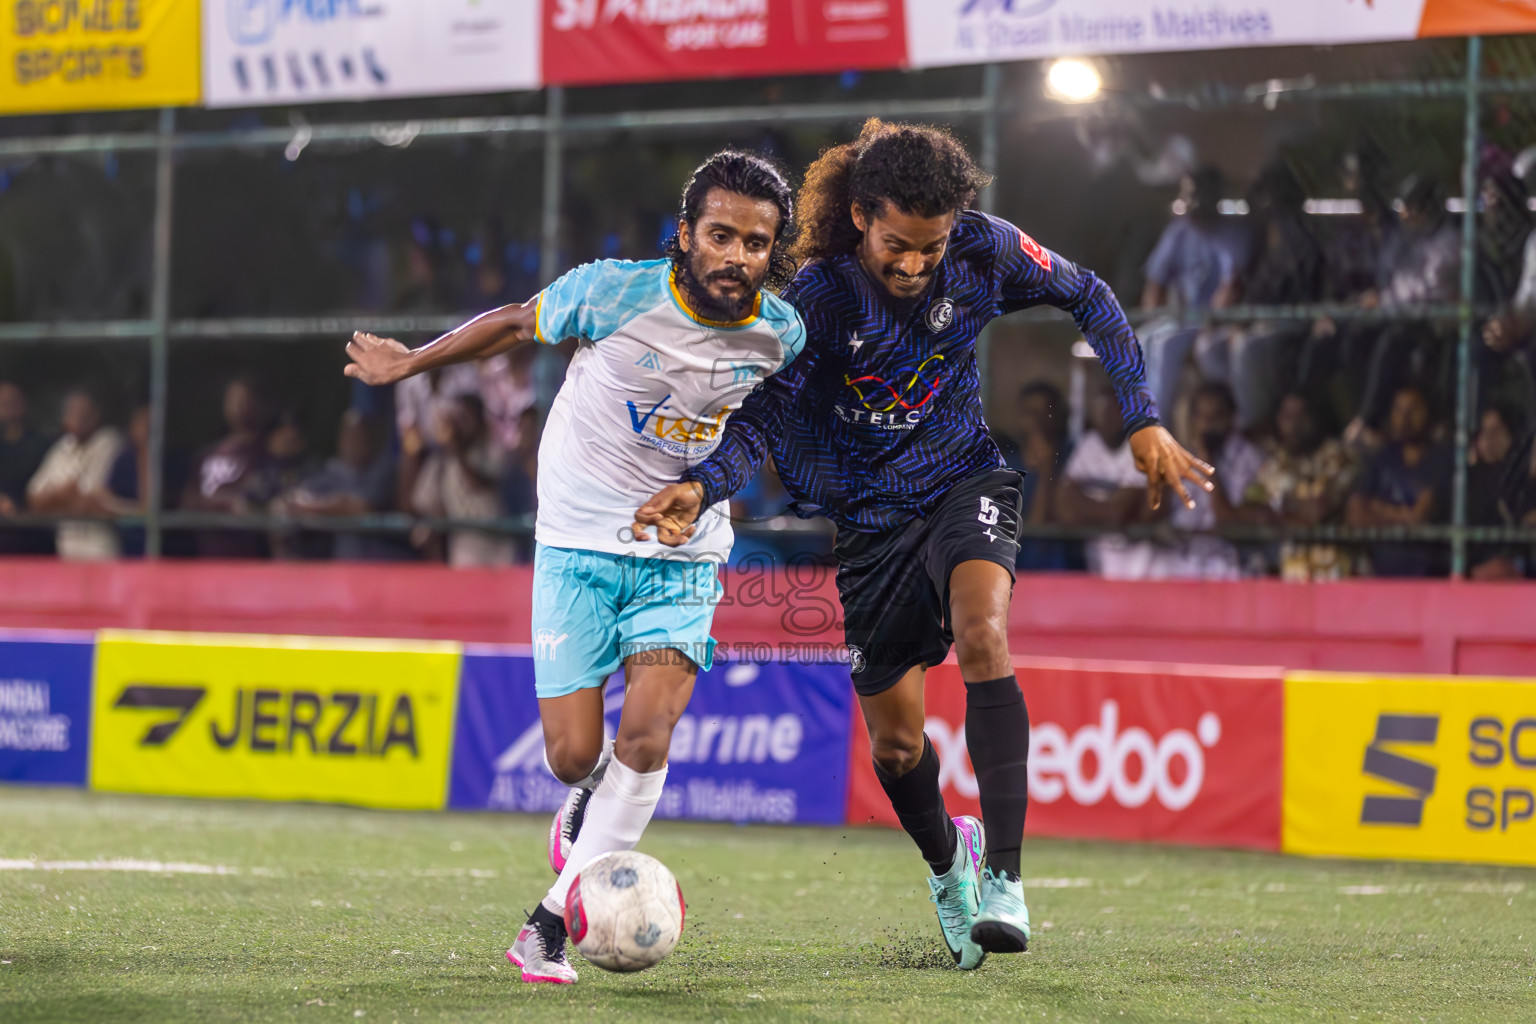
[680,210,1160,533]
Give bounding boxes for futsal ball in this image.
[562,850,685,972]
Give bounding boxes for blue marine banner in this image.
[0,634,95,786]
[449,650,854,825]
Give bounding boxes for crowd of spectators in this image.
[0,342,543,567]
[1013,147,1536,580]
[8,145,1536,578]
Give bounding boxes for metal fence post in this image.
[1452,36,1483,578]
[146,107,176,559]
[540,87,565,287]
[977,64,1003,412]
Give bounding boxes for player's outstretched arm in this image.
[633,481,704,547]
[1129,425,1215,511]
[343,300,537,386]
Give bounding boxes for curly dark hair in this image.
[663,149,797,289]
[794,119,993,263]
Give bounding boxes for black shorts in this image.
[834,469,1024,697]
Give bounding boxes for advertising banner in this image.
[0,633,95,786]
[541,0,906,87]
[90,630,461,809]
[903,0,1536,71]
[1,0,200,115]
[847,660,1284,850]
[202,0,540,108]
[1284,673,1536,867]
[449,650,855,825]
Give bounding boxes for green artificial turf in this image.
[0,787,1532,1023]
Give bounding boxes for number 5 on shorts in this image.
[978,495,999,526]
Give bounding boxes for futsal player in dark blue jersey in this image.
[636,120,1213,969]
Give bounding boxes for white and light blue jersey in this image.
[533,258,804,561]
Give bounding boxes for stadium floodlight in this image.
[1046,59,1102,103]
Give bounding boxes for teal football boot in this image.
[926,815,987,970]
[971,865,1031,953]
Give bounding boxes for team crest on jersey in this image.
[846,645,867,675]
[925,298,955,334]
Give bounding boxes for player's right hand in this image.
[634,482,704,547]
[344,331,413,385]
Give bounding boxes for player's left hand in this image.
[633,482,703,547]
[344,332,413,385]
[1129,425,1215,511]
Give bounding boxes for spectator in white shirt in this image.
[1055,382,1165,579]
[1161,382,1266,579]
[26,390,124,560]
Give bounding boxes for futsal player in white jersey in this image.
[343,151,804,984]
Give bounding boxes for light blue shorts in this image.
[531,543,722,699]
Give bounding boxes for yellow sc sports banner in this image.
[1284,672,1536,867]
[90,630,460,810]
[2,0,199,115]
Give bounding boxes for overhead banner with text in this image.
[202,0,540,108]
[904,0,1536,71]
[1,0,200,114]
[541,0,907,86]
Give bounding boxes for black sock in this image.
[874,735,957,875]
[965,676,1029,878]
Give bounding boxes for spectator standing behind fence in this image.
[1197,162,1324,432]
[25,390,124,561]
[1242,391,1358,581]
[1347,176,1462,446]
[182,378,278,559]
[406,393,513,567]
[1138,166,1250,425]
[1299,146,1398,428]
[1160,383,1265,579]
[0,381,53,554]
[1055,382,1163,579]
[1346,384,1451,577]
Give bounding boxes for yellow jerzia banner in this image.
[1,0,199,114]
[90,631,461,810]
[1284,672,1536,867]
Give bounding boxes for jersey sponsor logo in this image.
[635,351,665,371]
[925,297,955,333]
[626,394,730,453]
[836,354,946,429]
[1018,229,1052,272]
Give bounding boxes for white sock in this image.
[541,755,667,914]
[545,737,614,790]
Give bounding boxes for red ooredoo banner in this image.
[846,659,1284,851]
[541,0,908,87]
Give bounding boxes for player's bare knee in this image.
[870,730,925,777]
[614,728,670,774]
[545,737,602,785]
[954,615,1010,678]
